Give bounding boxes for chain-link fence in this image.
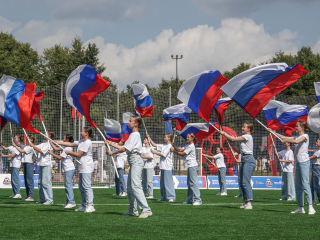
[0,83,318,187]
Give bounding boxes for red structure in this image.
[200,126,238,176]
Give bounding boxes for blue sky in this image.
[0,0,319,89]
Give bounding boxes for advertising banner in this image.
[0,174,39,188]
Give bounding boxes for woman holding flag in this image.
[269,120,316,214]
[219,123,255,210]
[172,133,202,205]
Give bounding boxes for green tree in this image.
[0,32,40,82]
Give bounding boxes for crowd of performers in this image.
[1,117,319,217]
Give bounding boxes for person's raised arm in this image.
[28,140,43,154]
[146,133,157,147]
[141,155,153,160]
[55,141,78,147]
[65,149,84,158]
[1,153,16,158]
[12,142,26,154]
[171,142,183,152]
[49,140,62,151]
[202,153,215,160]
[282,136,306,144]
[0,143,9,151]
[49,150,63,160]
[104,140,122,150]
[219,131,246,142]
[171,148,186,156]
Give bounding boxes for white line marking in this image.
[0,203,297,206]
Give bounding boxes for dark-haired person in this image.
[13,135,36,201]
[147,132,176,202]
[141,137,154,199]
[220,122,255,210]
[106,116,152,218]
[48,134,76,208]
[29,131,54,205]
[1,135,23,198]
[58,127,95,213]
[204,146,227,196]
[278,142,295,201]
[172,133,202,205]
[271,120,315,214]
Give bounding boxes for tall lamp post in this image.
[171,54,183,104]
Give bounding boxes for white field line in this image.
[0,203,297,206]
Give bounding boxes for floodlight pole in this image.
[171,54,183,104]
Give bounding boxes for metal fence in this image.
[0,82,318,187]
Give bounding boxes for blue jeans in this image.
[239,155,256,202]
[115,168,126,195]
[238,163,243,196]
[11,167,20,195]
[187,166,202,203]
[160,170,176,201]
[79,173,94,207]
[311,165,320,202]
[127,154,151,214]
[295,161,312,206]
[282,172,296,200]
[142,168,153,196]
[65,169,75,204]
[23,163,34,198]
[218,167,227,193]
[39,166,53,203]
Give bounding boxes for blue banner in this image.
[19,174,39,188]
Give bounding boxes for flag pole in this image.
[22,128,37,157]
[9,122,13,142]
[255,118,282,141]
[96,127,119,178]
[204,156,220,171]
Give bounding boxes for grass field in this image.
[0,188,319,239]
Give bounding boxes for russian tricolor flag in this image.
[177,122,219,143]
[65,64,110,128]
[163,104,192,131]
[132,83,153,118]
[221,63,308,118]
[0,75,39,133]
[314,82,320,103]
[0,116,7,131]
[214,97,233,125]
[178,70,229,122]
[263,100,289,131]
[122,112,133,142]
[104,118,121,143]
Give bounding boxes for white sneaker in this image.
[123,212,139,216]
[308,206,316,215]
[75,205,86,212]
[121,192,128,197]
[192,202,202,206]
[9,194,15,198]
[317,203,320,206]
[216,193,221,195]
[234,194,243,198]
[183,202,192,204]
[244,204,252,210]
[238,204,246,209]
[22,196,28,200]
[168,199,175,202]
[84,205,95,213]
[139,212,152,218]
[146,196,153,199]
[25,197,34,201]
[13,194,22,199]
[220,192,227,196]
[43,202,53,205]
[291,208,306,214]
[65,203,77,208]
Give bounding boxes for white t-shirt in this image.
[8,146,21,168]
[214,153,226,169]
[114,151,126,169]
[240,134,253,155]
[278,149,294,172]
[294,134,309,163]
[60,146,75,172]
[157,144,173,170]
[183,143,198,168]
[312,150,320,165]
[142,147,154,169]
[21,145,34,163]
[76,139,93,173]
[37,142,52,166]
[123,132,142,155]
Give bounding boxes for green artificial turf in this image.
[0,188,318,239]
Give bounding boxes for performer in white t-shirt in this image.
[204,146,227,196]
[1,135,23,198]
[147,132,176,202]
[58,127,95,213]
[141,137,154,199]
[278,142,295,201]
[220,122,256,210]
[271,120,315,215]
[112,140,127,197]
[13,135,36,201]
[172,133,202,205]
[106,116,152,218]
[29,131,54,205]
[49,134,76,209]
[309,139,320,205]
